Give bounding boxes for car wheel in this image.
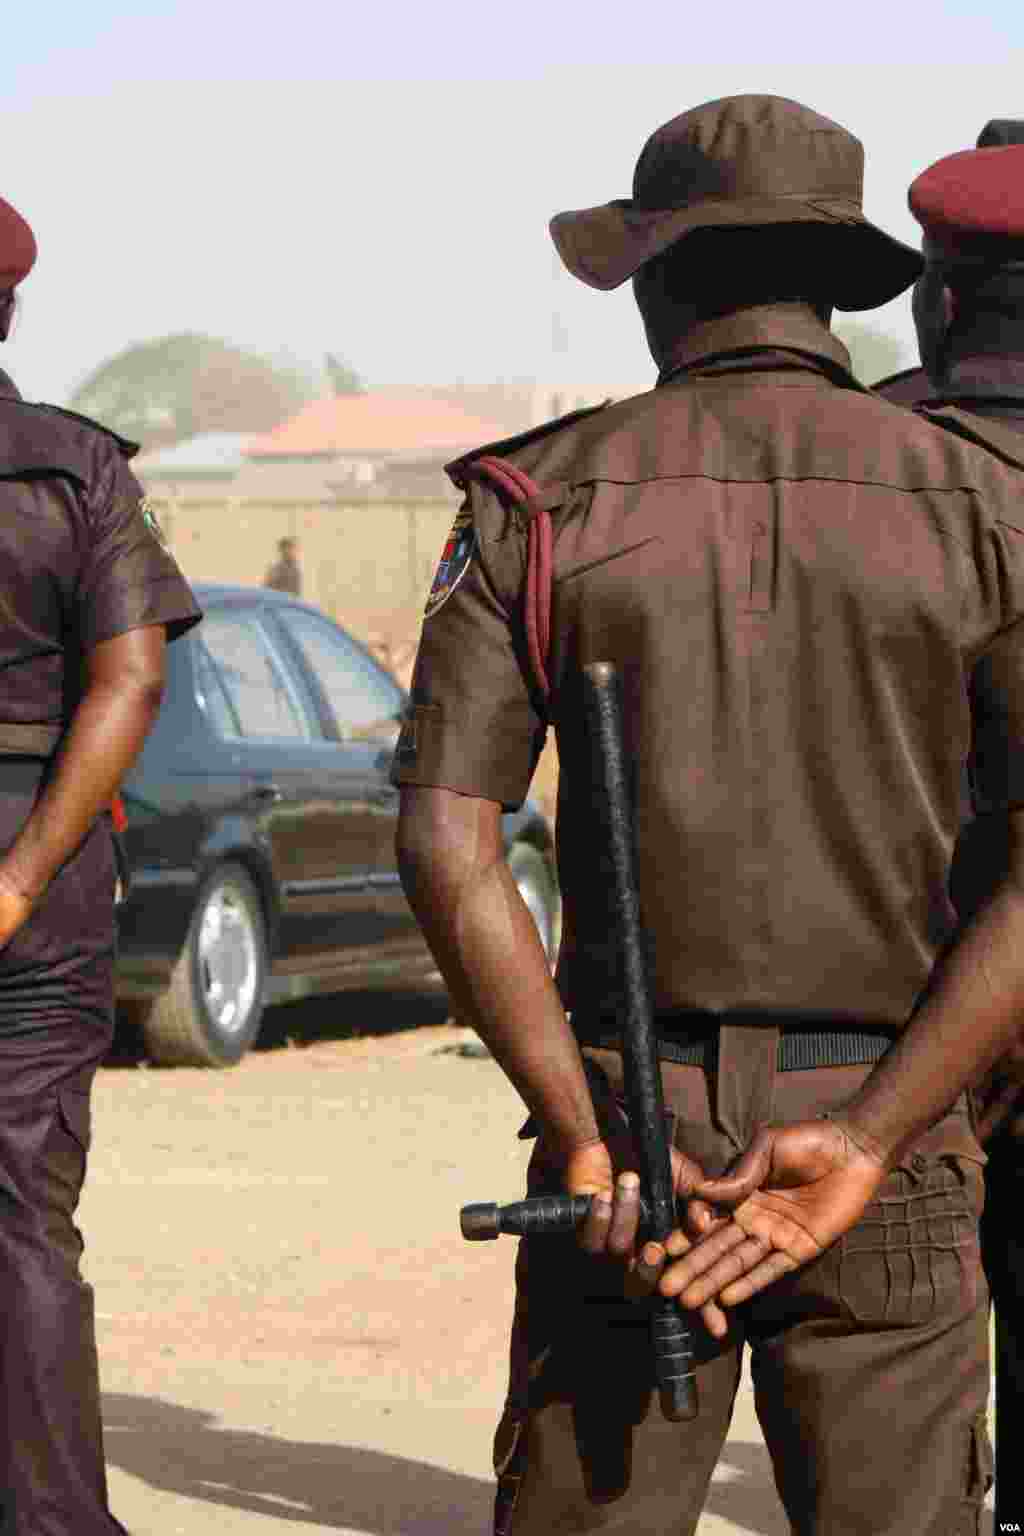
[507,842,561,967]
[140,862,268,1068]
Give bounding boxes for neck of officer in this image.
[938,268,1024,400]
[0,364,19,400]
[651,300,845,383]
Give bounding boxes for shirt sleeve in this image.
[390,487,547,810]
[77,451,202,651]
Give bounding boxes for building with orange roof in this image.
[245,391,512,468]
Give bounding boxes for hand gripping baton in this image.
[460,661,698,1422]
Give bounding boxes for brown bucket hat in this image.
[550,95,922,311]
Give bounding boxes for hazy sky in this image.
[3,0,1022,405]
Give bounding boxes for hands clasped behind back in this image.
[554,1074,731,1337]
[654,1118,889,1321]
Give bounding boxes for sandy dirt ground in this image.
[81,995,995,1536]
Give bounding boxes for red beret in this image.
[909,146,1024,255]
[0,196,37,291]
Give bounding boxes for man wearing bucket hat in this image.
[0,194,200,1534]
[394,94,1024,1533]
[877,125,1024,1535]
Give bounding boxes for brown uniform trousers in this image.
[497,1037,990,1536]
[0,772,128,1536]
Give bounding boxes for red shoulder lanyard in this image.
[462,455,553,701]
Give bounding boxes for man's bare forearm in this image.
[842,878,1024,1166]
[396,786,599,1161]
[0,629,165,901]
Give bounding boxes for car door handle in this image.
[246,783,283,804]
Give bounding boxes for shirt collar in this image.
[0,366,22,400]
[656,304,863,392]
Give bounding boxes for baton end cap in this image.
[460,1202,501,1241]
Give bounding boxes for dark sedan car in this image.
[115,583,560,1067]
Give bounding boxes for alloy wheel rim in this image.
[198,884,259,1036]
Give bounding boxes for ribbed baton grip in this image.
[461,1193,655,1241]
[652,1296,699,1420]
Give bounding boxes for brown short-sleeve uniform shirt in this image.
[394,307,1024,1028]
[1,370,200,757]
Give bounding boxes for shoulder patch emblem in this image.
[139,496,167,546]
[424,509,476,617]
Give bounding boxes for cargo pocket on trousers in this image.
[56,1087,92,1185]
[837,1156,982,1327]
[493,1409,528,1536]
[957,1410,994,1535]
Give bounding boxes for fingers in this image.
[667,1231,775,1310]
[606,1172,642,1257]
[691,1130,775,1208]
[684,1197,721,1239]
[578,1171,642,1258]
[718,1251,797,1307]
[658,1221,756,1301]
[623,1241,666,1301]
[670,1146,709,1199]
[579,1192,613,1254]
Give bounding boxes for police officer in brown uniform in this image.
[875,130,1024,1536]
[393,95,1024,1534]
[0,195,200,1533]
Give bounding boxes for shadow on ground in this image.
[109,988,453,1069]
[102,1393,491,1534]
[101,1393,875,1535]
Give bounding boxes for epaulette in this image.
[872,366,934,407]
[446,400,609,490]
[25,401,140,458]
[0,396,139,486]
[918,403,1024,474]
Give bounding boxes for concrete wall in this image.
[148,489,457,669]
[146,484,561,818]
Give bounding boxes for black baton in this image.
[580,661,698,1421]
[459,663,699,1422]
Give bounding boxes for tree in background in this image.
[68,333,320,452]
[834,321,908,386]
[324,353,364,396]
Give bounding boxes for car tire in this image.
[507,842,561,968]
[140,862,268,1068]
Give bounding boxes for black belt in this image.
[578,1018,897,1072]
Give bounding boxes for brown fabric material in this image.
[0,722,62,756]
[548,95,922,309]
[0,771,118,1039]
[0,783,129,1534]
[396,304,1024,1028]
[496,1052,989,1536]
[0,1057,128,1535]
[1,369,200,750]
[0,361,197,1533]
[873,366,934,407]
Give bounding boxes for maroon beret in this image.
[0,196,37,291]
[909,146,1024,255]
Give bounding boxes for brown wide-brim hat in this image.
[550,95,923,312]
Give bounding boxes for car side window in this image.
[276,608,403,742]
[195,611,313,741]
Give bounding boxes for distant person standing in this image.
[0,193,201,1534]
[263,535,302,595]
